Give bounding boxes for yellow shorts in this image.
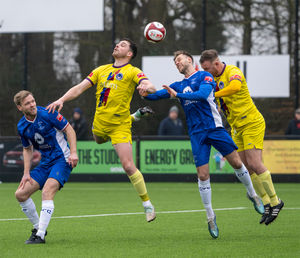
[231,118,265,152]
[92,118,132,145]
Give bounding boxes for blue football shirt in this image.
[17,106,70,164]
[146,71,223,135]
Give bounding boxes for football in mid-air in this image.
[144,22,166,43]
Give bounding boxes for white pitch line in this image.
[0,207,245,221]
[0,207,299,222]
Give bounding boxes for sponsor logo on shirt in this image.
[183,86,198,106]
[229,74,242,81]
[137,72,146,78]
[204,76,213,82]
[56,114,63,122]
[108,69,121,81]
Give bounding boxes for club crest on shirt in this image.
[183,86,198,106]
[107,69,121,81]
[183,86,193,93]
[115,73,123,80]
[37,121,45,130]
[218,81,224,89]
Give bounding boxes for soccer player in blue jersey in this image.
[139,50,264,238]
[14,90,78,244]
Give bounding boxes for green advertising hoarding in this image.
[140,140,234,174]
[72,141,135,173]
[73,140,234,174]
[140,140,194,173]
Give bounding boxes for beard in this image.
[179,65,188,75]
[24,107,37,119]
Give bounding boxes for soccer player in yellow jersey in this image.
[200,49,284,225]
[47,38,157,222]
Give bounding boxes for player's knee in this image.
[246,163,261,173]
[231,160,243,169]
[15,189,27,202]
[198,174,209,181]
[197,170,209,181]
[226,152,243,169]
[122,161,135,174]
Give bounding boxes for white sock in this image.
[234,163,256,197]
[142,200,152,208]
[36,200,54,239]
[19,198,39,229]
[198,178,214,219]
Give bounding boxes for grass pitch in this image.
[0,182,299,258]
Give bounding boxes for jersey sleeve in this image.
[145,89,170,100]
[145,82,177,100]
[215,79,241,97]
[228,67,243,82]
[18,130,31,148]
[85,66,102,86]
[46,110,69,131]
[176,74,214,100]
[176,83,213,100]
[132,67,148,85]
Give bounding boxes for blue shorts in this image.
[190,127,238,167]
[30,158,72,189]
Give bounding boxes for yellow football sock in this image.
[258,170,279,207]
[128,170,149,202]
[250,173,270,205]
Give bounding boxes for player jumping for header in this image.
[47,38,157,222]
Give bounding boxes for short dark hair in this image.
[200,49,219,63]
[121,38,137,59]
[173,50,194,63]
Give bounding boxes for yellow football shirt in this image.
[86,63,148,124]
[214,64,263,129]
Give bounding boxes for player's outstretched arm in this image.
[162,85,177,98]
[175,83,212,100]
[46,79,92,113]
[137,80,156,96]
[64,124,79,168]
[215,80,241,98]
[19,146,34,189]
[144,88,170,100]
